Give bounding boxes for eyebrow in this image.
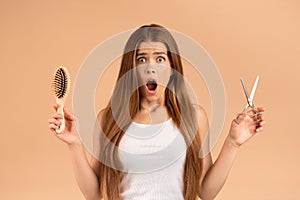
[153,51,167,55]
[136,51,167,56]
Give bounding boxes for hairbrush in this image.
[51,66,70,133]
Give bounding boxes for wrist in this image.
[225,136,241,150]
[67,137,82,150]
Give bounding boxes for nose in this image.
[145,67,157,75]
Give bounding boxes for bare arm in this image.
[199,137,238,200]
[198,107,266,199]
[68,141,102,200]
[48,105,102,200]
[196,106,238,200]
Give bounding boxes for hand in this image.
[228,107,266,148]
[48,104,81,146]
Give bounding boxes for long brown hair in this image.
[98,24,202,200]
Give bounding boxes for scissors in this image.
[234,76,261,124]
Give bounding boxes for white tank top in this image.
[118,118,187,200]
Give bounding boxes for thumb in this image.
[239,113,247,121]
[234,112,247,125]
[63,107,75,121]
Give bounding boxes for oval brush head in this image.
[52,66,70,133]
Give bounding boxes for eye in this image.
[156,56,165,62]
[137,57,146,63]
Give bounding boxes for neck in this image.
[134,95,171,124]
[140,97,165,112]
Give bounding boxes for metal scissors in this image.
[234,76,261,124]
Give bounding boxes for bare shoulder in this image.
[193,104,212,164]
[97,108,108,120]
[90,156,101,177]
[96,107,109,128]
[193,104,207,117]
[192,104,209,133]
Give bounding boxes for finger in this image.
[50,128,62,138]
[48,118,61,126]
[259,120,266,126]
[51,113,63,119]
[49,123,59,130]
[239,112,247,120]
[256,127,264,132]
[256,107,266,112]
[53,104,59,111]
[234,113,246,125]
[256,114,264,120]
[255,120,266,129]
[63,107,75,121]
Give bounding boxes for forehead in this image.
[137,41,167,52]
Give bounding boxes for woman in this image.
[48,24,266,200]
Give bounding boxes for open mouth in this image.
[146,79,158,91]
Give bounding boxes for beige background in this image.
[0,0,299,199]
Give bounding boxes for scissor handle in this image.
[248,103,262,116]
[234,106,262,125]
[234,108,247,125]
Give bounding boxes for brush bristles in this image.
[52,66,70,99]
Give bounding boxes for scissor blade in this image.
[240,77,251,106]
[249,76,259,100]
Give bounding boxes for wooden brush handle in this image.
[56,98,65,134]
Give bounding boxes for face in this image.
[135,42,173,103]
